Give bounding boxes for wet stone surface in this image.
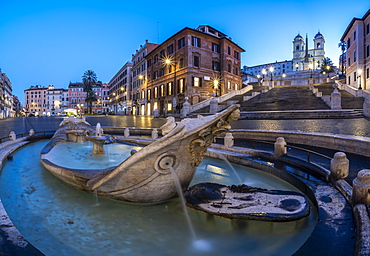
[185,183,310,221]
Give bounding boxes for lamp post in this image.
[295,63,299,71]
[262,68,267,80]
[164,58,177,114]
[213,79,220,96]
[309,63,313,78]
[257,74,261,86]
[269,66,274,81]
[326,65,330,77]
[358,69,363,90]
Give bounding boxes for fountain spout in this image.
[96,123,103,137]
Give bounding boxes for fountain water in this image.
[0,141,317,256]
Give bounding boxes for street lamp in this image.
[358,69,363,90]
[213,79,220,96]
[256,74,261,86]
[309,63,313,78]
[163,58,177,114]
[295,63,299,71]
[261,68,267,80]
[326,65,330,77]
[269,66,274,81]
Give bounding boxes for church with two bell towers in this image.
[292,32,326,71]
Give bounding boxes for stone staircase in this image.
[240,85,330,111]
[314,82,365,109]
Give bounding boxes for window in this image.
[179,58,184,68]
[192,36,201,47]
[212,61,220,71]
[347,38,351,48]
[178,37,185,49]
[154,87,158,98]
[212,43,220,53]
[178,79,184,93]
[348,57,351,66]
[234,67,239,75]
[228,63,231,73]
[227,81,231,90]
[367,68,369,79]
[147,59,151,68]
[234,51,239,60]
[153,71,158,79]
[193,77,202,87]
[167,44,173,55]
[367,23,369,34]
[348,76,350,84]
[354,31,357,41]
[235,83,239,90]
[354,51,357,62]
[367,45,369,58]
[194,56,200,68]
[228,46,231,55]
[159,68,164,77]
[160,84,165,97]
[160,49,165,58]
[154,54,158,64]
[167,82,172,95]
[354,72,357,82]
[147,89,151,100]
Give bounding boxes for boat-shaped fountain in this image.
[40,105,242,204]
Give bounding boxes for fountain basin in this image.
[0,140,317,256]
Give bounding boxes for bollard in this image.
[330,152,349,180]
[209,96,218,114]
[29,129,35,136]
[352,169,370,205]
[9,131,16,141]
[274,137,287,158]
[180,98,191,118]
[224,133,234,148]
[151,128,158,140]
[124,128,130,138]
[363,98,370,117]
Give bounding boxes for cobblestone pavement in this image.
[230,117,370,137]
[1,116,370,139]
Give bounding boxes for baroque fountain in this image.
[0,104,364,255]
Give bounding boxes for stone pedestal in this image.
[352,169,370,205]
[124,128,130,138]
[209,97,218,114]
[151,129,158,140]
[363,99,370,117]
[330,152,349,180]
[224,133,234,148]
[86,136,106,155]
[330,89,341,110]
[9,131,16,141]
[180,98,191,118]
[274,137,287,158]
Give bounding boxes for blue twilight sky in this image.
[0,0,369,104]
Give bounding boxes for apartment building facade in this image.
[0,70,14,118]
[68,82,106,114]
[144,25,244,116]
[131,41,159,115]
[341,9,370,90]
[108,62,133,115]
[24,85,48,116]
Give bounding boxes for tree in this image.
[82,70,98,114]
[319,57,335,74]
[338,41,347,76]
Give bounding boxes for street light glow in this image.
[269,66,274,73]
[358,69,363,75]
